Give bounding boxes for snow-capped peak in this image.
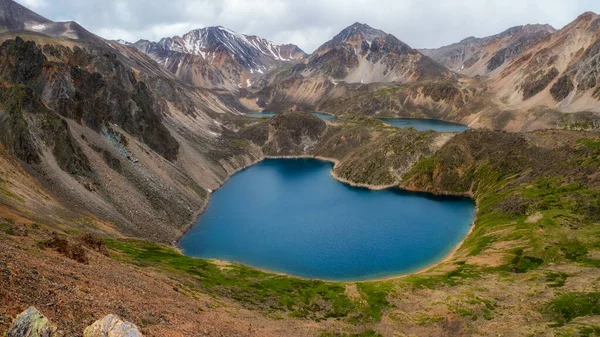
[144,26,306,71]
[115,39,132,46]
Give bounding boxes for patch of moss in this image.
[403,262,480,289]
[546,271,568,288]
[355,282,393,322]
[577,325,600,337]
[502,248,544,273]
[415,314,445,326]
[560,240,589,262]
[544,292,600,326]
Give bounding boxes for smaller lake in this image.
[245,112,337,120]
[246,112,277,118]
[180,159,475,281]
[380,118,470,132]
[310,112,337,120]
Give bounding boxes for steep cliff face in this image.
[133,26,306,90]
[0,38,179,162]
[0,37,198,241]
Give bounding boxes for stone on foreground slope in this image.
[83,314,143,337]
[7,307,55,337]
[7,307,143,337]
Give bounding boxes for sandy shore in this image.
[174,154,479,283]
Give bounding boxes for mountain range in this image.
[129,26,306,90]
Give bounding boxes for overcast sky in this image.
[16,0,600,53]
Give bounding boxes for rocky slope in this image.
[420,24,556,76]
[0,0,108,44]
[132,26,306,90]
[487,12,600,113]
[421,13,600,120]
[0,0,264,243]
[0,0,50,31]
[298,22,450,84]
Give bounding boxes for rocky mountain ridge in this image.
[420,24,556,75]
[295,22,451,84]
[132,26,306,90]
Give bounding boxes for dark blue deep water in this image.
[380,118,470,132]
[180,159,475,281]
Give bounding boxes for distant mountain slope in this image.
[0,0,50,31]
[249,23,455,116]
[132,26,306,90]
[486,12,600,112]
[297,22,451,84]
[420,24,556,76]
[0,0,109,43]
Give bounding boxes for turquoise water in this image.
[310,112,337,120]
[180,159,475,281]
[380,118,470,132]
[246,112,277,118]
[245,112,337,120]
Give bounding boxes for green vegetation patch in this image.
[355,282,393,321]
[576,325,600,337]
[576,139,600,167]
[544,292,600,326]
[402,262,481,289]
[105,239,392,321]
[545,271,569,288]
[502,248,544,273]
[448,294,497,321]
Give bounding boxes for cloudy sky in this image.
[16,0,600,53]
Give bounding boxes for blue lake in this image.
[245,112,337,120]
[380,118,470,132]
[180,159,475,281]
[310,112,337,120]
[246,112,277,118]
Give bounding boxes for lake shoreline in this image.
[174,154,478,283]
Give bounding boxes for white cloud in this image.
[14,0,600,53]
[18,0,45,8]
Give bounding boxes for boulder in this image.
[83,314,143,337]
[7,307,55,337]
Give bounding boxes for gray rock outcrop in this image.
[83,314,143,337]
[7,307,55,337]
